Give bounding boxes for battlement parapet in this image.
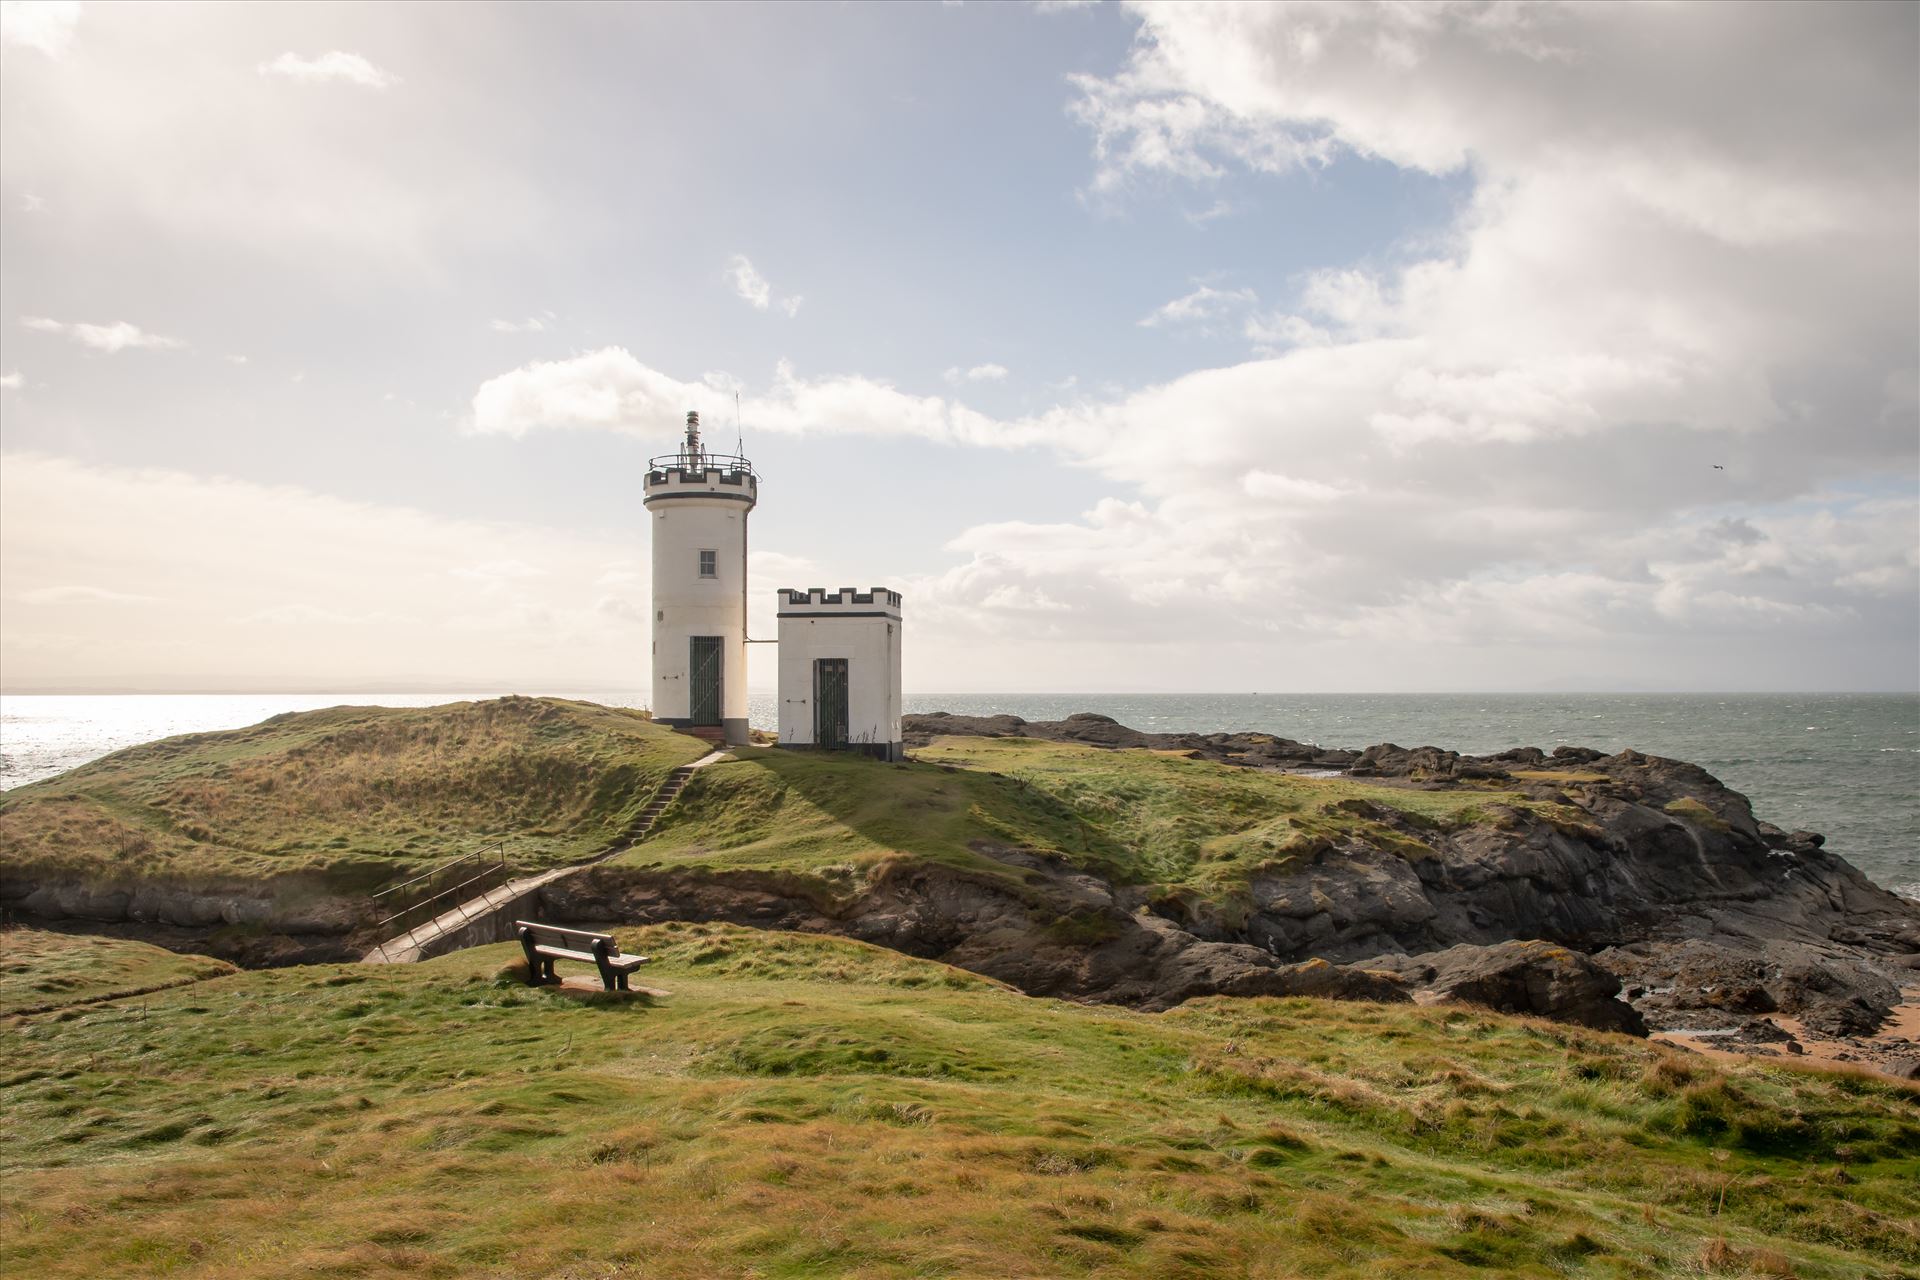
[643,465,757,488]
[642,459,758,507]
[777,586,902,615]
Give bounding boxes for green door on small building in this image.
[814,658,849,749]
[689,636,723,726]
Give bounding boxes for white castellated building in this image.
[646,410,901,758]
[775,588,904,761]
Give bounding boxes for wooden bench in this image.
[514,921,649,991]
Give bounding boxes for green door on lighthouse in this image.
[689,636,723,726]
[814,658,849,749]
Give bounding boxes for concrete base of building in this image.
[652,715,744,746]
[775,741,904,763]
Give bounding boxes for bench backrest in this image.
[513,920,621,954]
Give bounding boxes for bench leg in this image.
[592,939,618,991]
[518,928,542,987]
[616,971,630,992]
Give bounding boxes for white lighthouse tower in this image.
[644,411,756,745]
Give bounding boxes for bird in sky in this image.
[1713,464,1726,470]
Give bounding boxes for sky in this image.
[1,0,1916,696]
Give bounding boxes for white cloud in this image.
[1139,284,1257,329]
[223,354,248,365]
[20,193,46,213]
[16,5,1895,692]
[873,3,1918,687]
[1,13,548,270]
[1183,198,1237,226]
[0,371,21,390]
[0,454,653,689]
[1242,471,1349,504]
[258,51,399,90]
[491,310,555,333]
[453,558,547,591]
[594,595,647,625]
[727,255,771,309]
[0,0,80,59]
[469,349,1024,448]
[749,549,818,584]
[726,254,802,317]
[470,348,707,438]
[19,316,185,353]
[943,363,1010,385]
[594,564,646,590]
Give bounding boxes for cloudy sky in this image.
[2,0,1915,695]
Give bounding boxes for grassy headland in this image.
[3,926,1914,1279]
[0,698,708,895]
[619,735,1570,906]
[3,698,1582,923]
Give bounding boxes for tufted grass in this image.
[2,925,1915,1279]
[0,929,235,1016]
[620,736,1565,903]
[4,702,1594,911]
[0,698,709,894]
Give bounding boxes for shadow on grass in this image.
[491,962,662,1010]
[660,743,1140,884]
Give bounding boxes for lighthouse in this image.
[644,411,756,745]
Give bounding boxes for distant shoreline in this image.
[6,690,1915,897]
[7,687,1918,697]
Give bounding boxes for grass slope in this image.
[3,927,1914,1279]
[5,702,1576,917]
[621,736,1567,906]
[0,698,709,894]
[0,930,235,1016]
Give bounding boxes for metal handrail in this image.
[369,862,505,936]
[370,842,504,907]
[646,450,757,478]
[368,841,511,961]
[371,855,478,902]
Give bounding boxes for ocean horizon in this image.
[4,689,1914,899]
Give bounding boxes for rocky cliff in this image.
[881,712,1920,1063]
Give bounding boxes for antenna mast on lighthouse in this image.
[682,409,704,467]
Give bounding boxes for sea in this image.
[3,691,1914,900]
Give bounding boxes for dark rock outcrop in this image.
[1596,937,1907,1039]
[902,711,1358,769]
[1365,940,1647,1034]
[903,711,1920,1045]
[540,850,1408,1013]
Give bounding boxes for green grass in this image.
[1665,797,1733,833]
[3,927,1914,1279]
[0,698,709,895]
[619,736,1567,907]
[2,703,1598,919]
[0,930,235,1016]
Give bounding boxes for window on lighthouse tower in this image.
[698,549,717,579]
